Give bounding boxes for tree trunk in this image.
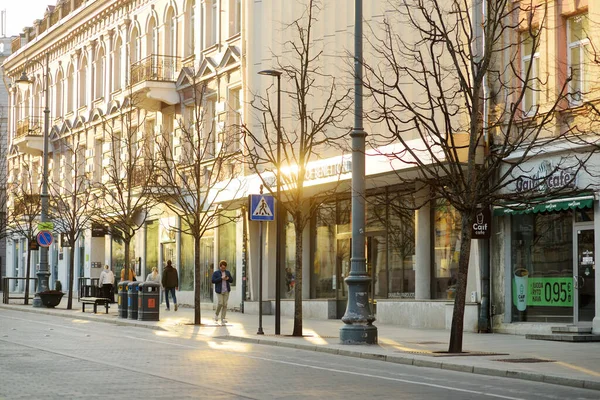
[67,244,75,310]
[448,214,474,353]
[124,239,131,279]
[193,235,202,324]
[292,222,303,336]
[24,246,32,305]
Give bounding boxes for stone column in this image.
[415,187,431,300]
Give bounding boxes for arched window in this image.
[96,47,105,99]
[33,82,42,119]
[113,37,122,91]
[55,70,63,117]
[147,17,157,55]
[79,55,87,108]
[187,0,196,56]
[66,64,74,113]
[131,27,140,63]
[166,8,176,57]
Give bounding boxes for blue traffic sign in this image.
[249,194,275,221]
[37,230,53,247]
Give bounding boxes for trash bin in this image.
[118,280,131,319]
[138,282,160,321]
[127,281,142,320]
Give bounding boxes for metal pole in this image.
[33,52,51,307]
[257,220,264,335]
[275,74,282,335]
[339,0,377,344]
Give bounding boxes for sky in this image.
[1,0,57,37]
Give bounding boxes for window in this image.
[131,27,140,64]
[188,0,196,56]
[228,87,241,152]
[510,212,574,322]
[230,0,241,36]
[55,70,63,116]
[521,32,539,115]
[95,47,105,99]
[79,56,87,107]
[433,200,461,299]
[113,37,122,92]
[209,0,218,46]
[204,98,217,158]
[66,65,74,112]
[166,8,176,57]
[147,18,157,55]
[218,210,237,285]
[567,14,590,105]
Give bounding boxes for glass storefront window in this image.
[386,196,415,298]
[145,220,158,278]
[284,212,296,298]
[313,192,416,300]
[313,202,336,298]
[433,201,461,299]
[511,212,574,322]
[112,236,125,284]
[218,210,237,284]
[180,224,194,291]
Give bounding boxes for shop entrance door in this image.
[574,226,596,323]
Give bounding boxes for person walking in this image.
[146,267,160,283]
[161,260,179,311]
[120,266,136,281]
[98,265,115,302]
[212,260,233,324]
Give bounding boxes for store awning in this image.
[493,195,594,216]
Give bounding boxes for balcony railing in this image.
[130,55,180,86]
[16,117,43,139]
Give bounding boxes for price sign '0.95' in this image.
[513,277,573,308]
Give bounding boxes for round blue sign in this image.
[37,230,54,247]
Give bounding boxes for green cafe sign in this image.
[512,277,573,308]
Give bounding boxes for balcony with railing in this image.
[128,55,181,111]
[14,116,44,155]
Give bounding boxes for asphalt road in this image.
[0,309,598,400]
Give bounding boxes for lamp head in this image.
[258,69,282,77]
[16,70,32,92]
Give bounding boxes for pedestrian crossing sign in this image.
[249,194,275,221]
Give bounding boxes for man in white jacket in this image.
[98,265,115,302]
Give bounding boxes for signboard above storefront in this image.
[471,207,491,239]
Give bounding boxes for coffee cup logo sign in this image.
[515,160,577,193]
[471,207,491,239]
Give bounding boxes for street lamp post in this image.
[258,69,282,335]
[339,0,377,344]
[16,53,51,307]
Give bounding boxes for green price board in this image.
[513,277,573,307]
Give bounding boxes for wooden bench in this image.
[80,297,110,314]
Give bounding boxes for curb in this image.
[219,335,600,391]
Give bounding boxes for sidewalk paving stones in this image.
[2,298,600,391]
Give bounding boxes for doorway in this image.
[574,226,595,323]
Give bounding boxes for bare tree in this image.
[48,129,96,309]
[93,102,158,283]
[152,71,244,325]
[244,0,352,336]
[6,163,42,304]
[362,0,598,352]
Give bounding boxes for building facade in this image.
[2,0,598,335]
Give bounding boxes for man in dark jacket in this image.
[211,260,233,324]
[161,260,179,311]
